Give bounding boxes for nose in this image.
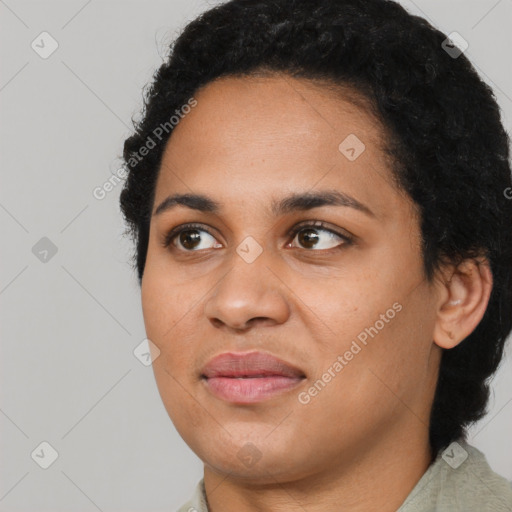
[203,249,290,332]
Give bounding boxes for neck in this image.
[203,426,433,512]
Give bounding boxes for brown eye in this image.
[178,230,203,250]
[297,228,321,249]
[288,223,352,251]
[164,224,222,251]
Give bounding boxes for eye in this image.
[287,221,352,251]
[163,221,352,253]
[163,223,222,251]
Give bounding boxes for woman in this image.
[119,0,512,510]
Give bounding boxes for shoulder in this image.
[399,440,512,511]
[455,442,512,510]
[176,479,209,512]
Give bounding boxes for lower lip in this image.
[203,376,304,403]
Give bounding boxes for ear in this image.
[433,258,493,349]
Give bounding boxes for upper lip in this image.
[201,351,306,379]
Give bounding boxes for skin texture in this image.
[141,75,493,512]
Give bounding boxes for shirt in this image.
[176,440,512,511]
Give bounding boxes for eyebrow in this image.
[153,190,375,218]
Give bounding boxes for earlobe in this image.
[433,258,493,350]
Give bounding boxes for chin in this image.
[193,432,314,483]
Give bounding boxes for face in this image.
[141,74,443,484]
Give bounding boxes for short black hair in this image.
[119,0,512,457]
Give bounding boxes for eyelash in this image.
[162,221,353,252]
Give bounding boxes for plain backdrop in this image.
[1,0,511,510]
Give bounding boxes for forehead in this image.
[154,74,403,218]
[166,73,385,154]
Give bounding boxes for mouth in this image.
[200,351,306,404]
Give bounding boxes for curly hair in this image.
[119,0,512,458]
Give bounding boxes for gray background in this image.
[0,0,511,510]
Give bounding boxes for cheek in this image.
[141,264,198,342]
[302,269,433,405]
[300,270,399,345]
[141,271,204,403]
[141,269,202,419]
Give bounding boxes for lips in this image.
[201,351,306,403]
[201,351,305,379]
